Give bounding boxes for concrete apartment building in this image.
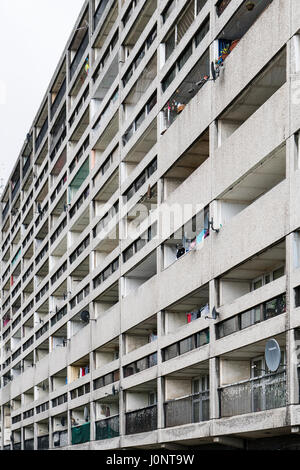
[1,0,300,451]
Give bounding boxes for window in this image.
[217,294,286,339]
[178,43,193,71]
[295,286,300,308]
[163,328,209,361]
[196,0,208,14]
[123,223,157,263]
[162,0,175,24]
[195,16,210,47]
[252,266,285,291]
[240,306,262,330]
[217,316,239,339]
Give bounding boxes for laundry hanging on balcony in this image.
[71,422,90,445]
[85,58,90,75]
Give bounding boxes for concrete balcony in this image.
[213,83,287,200]
[214,0,289,118]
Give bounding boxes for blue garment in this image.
[196,230,206,244]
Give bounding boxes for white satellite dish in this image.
[265,338,281,372]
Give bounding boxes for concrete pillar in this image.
[34,422,38,450]
[90,401,96,441]
[157,376,164,430]
[209,279,219,419]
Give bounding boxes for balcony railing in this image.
[219,370,287,418]
[70,31,89,81]
[37,435,49,450]
[24,439,34,450]
[164,391,209,428]
[125,404,157,435]
[95,416,119,441]
[53,430,68,448]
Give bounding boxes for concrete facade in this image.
[1,0,300,451]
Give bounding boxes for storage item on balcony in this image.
[71,422,90,445]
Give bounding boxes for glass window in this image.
[217,316,238,339]
[179,336,194,355]
[136,357,148,372]
[253,278,263,290]
[177,0,195,44]
[135,109,145,131]
[163,343,178,361]
[195,16,210,47]
[162,0,175,23]
[149,353,157,368]
[264,296,286,319]
[124,245,134,262]
[273,266,284,280]
[196,329,209,347]
[196,0,208,14]
[124,364,135,377]
[165,29,176,61]
[178,43,193,71]
[162,65,176,93]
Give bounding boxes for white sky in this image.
[0,0,85,190]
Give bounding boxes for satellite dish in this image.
[212,307,220,320]
[80,310,90,324]
[211,62,217,81]
[265,339,281,372]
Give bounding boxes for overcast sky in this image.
[0,0,85,190]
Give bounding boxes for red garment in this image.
[187,313,192,323]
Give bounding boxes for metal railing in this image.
[164,391,209,428]
[125,405,157,435]
[37,435,49,450]
[53,430,68,448]
[219,370,287,418]
[95,416,119,441]
[24,439,34,450]
[70,31,89,81]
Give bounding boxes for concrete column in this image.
[209,279,219,420]
[157,376,164,430]
[49,416,53,449]
[119,389,126,437]
[34,422,38,450]
[90,401,96,441]
[67,408,72,447]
